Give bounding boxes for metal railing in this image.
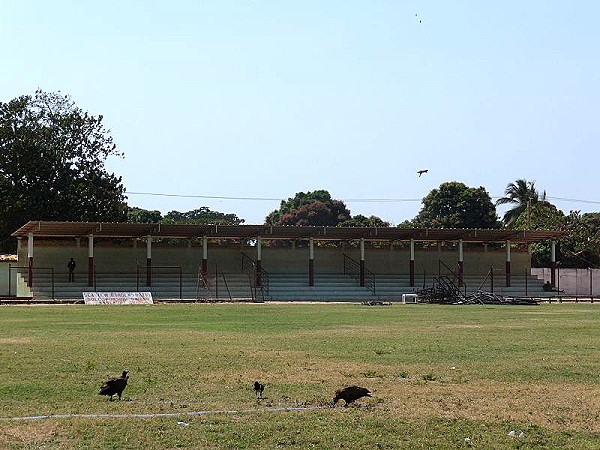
[241,253,270,298]
[342,254,376,295]
[438,259,467,295]
[135,264,183,299]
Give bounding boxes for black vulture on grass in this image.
[253,381,265,398]
[98,370,129,401]
[332,385,371,407]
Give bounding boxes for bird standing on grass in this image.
[332,385,371,407]
[98,370,129,401]
[253,381,265,398]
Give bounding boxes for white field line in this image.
[0,405,334,422]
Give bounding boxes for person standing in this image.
[68,258,76,282]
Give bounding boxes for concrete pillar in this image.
[27,232,34,287]
[505,240,511,287]
[359,238,365,287]
[88,235,94,287]
[551,240,556,287]
[202,236,208,275]
[458,239,464,287]
[146,236,152,287]
[409,239,415,287]
[255,238,262,287]
[309,237,314,287]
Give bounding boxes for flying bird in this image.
[98,370,129,401]
[332,385,372,407]
[417,169,429,177]
[253,381,265,398]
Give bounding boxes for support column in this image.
[551,240,556,287]
[409,239,415,287]
[505,240,511,287]
[255,238,262,287]
[202,236,208,275]
[359,238,365,287]
[308,238,314,287]
[458,239,464,287]
[146,236,152,287]
[88,235,94,287]
[27,232,34,287]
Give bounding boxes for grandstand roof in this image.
[12,221,568,244]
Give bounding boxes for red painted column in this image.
[27,233,34,287]
[308,238,314,286]
[255,238,262,288]
[146,236,152,287]
[359,238,365,287]
[458,239,464,287]
[202,236,208,275]
[550,241,556,287]
[88,235,94,287]
[505,240,511,287]
[409,239,415,287]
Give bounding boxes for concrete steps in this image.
[25,270,551,302]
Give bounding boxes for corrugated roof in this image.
[11,221,568,243]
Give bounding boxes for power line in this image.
[125,191,422,203]
[125,190,600,207]
[125,191,281,201]
[546,196,600,206]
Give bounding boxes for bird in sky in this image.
[417,169,429,177]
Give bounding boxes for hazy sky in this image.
[2,1,599,225]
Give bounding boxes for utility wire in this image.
[125,191,422,203]
[125,191,600,207]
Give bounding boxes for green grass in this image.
[0,303,599,449]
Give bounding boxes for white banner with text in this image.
[83,292,153,305]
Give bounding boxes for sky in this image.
[2,1,599,225]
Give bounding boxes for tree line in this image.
[1,91,599,267]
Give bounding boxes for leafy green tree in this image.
[127,207,163,223]
[511,201,566,266]
[163,206,244,225]
[413,182,499,229]
[559,212,600,268]
[496,179,549,227]
[266,190,351,226]
[0,90,127,251]
[527,210,600,268]
[338,214,390,227]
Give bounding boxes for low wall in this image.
[0,262,12,296]
[532,268,600,297]
[17,240,531,278]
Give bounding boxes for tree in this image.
[127,207,163,223]
[163,206,244,225]
[265,190,351,226]
[338,214,390,227]
[0,90,127,251]
[558,212,600,268]
[524,210,600,268]
[496,179,549,227]
[413,182,499,229]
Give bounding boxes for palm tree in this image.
[496,179,547,227]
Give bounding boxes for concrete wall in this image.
[532,268,600,297]
[18,239,531,278]
[0,262,15,296]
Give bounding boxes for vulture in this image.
[254,381,265,398]
[417,169,429,177]
[332,385,371,407]
[98,370,129,401]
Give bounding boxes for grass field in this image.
[0,302,599,449]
